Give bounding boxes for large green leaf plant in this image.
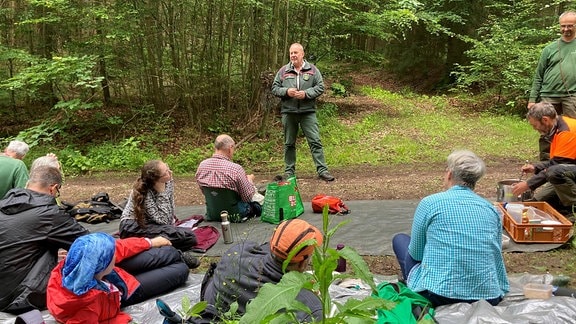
[240,206,393,323]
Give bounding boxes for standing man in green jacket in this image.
[271,43,334,181]
[529,11,576,160]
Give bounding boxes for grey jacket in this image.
[271,61,325,113]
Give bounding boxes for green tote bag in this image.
[261,176,305,224]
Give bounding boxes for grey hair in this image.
[214,134,235,150]
[526,102,557,121]
[6,140,29,158]
[447,150,485,189]
[560,11,576,19]
[27,165,62,188]
[31,156,61,173]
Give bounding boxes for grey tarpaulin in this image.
[2,274,576,323]
[83,200,567,256]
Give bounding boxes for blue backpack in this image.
[372,281,437,324]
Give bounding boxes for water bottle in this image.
[221,211,233,244]
[336,244,346,272]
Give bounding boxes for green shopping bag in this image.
[261,176,305,224]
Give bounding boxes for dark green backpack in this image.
[372,281,436,324]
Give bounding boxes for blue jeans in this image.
[392,233,503,308]
[282,112,328,175]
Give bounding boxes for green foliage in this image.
[13,122,61,148]
[0,55,103,99]
[331,82,347,97]
[241,205,390,323]
[86,137,158,171]
[165,147,206,174]
[178,296,209,322]
[58,147,92,174]
[451,0,553,107]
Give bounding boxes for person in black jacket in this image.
[201,219,324,322]
[0,165,89,314]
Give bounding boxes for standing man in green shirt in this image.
[529,11,576,160]
[0,140,29,199]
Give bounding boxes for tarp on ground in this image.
[85,200,567,256]
[2,273,575,323]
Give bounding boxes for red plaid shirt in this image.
[195,153,255,202]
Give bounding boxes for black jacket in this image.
[0,188,89,314]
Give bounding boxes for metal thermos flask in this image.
[221,211,233,244]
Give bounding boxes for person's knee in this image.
[392,233,410,246]
[173,262,190,285]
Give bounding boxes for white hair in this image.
[447,150,485,189]
[6,140,29,159]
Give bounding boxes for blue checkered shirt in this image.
[408,185,510,300]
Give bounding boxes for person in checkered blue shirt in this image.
[392,150,509,308]
[195,134,263,222]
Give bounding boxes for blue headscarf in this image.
[62,232,116,295]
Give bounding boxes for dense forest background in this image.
[0,0,572,172]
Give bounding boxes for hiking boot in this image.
[181,251,200,269]
[319,172,335,182]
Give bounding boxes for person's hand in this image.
[150,236,172,247]
[46,153,58,159]
[57,248,67,262]
[247,174,255,183]
[287,88,298,97]
[527,102,536,109]
[521,163,535,174]
[512,181,530,196]
[294,90,306,100]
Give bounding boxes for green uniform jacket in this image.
[271,61,325,113]
[529,38,576,102]
[0,155,29,199]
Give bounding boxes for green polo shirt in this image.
[0,155,29,199]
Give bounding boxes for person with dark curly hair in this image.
[118,160,200,269]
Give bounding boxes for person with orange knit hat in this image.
[201,219,323,322]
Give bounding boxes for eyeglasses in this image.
[561,24,575,29]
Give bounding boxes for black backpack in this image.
[64,192,123,224]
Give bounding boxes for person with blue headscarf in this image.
[46,233,189,323]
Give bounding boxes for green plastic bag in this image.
[373,281,436,324]
[261,176,304,224]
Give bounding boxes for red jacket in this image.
[47,237,152,324]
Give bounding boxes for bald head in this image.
[289,43,305,68]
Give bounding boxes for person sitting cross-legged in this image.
[201,219,323,322]
[195,134,263,222]
[119,159,201,269]
[392,150,509,308]
[47,233,189,324]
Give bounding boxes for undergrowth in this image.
[3,86,536,176]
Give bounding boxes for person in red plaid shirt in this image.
[196,134,264,222]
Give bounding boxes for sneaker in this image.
[181,251,200,269]
[319,172,335,182]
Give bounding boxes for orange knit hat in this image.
[270,219,323,263]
